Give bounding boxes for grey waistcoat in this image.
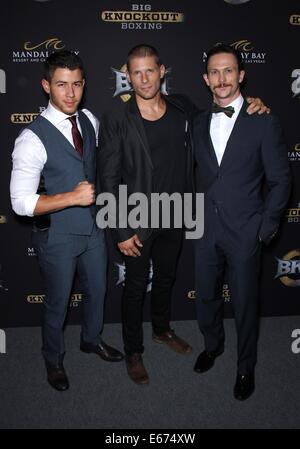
[27,110,96,235]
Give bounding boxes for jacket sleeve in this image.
[259,114,291,244]
[97,111,135,243]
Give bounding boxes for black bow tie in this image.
[211,103,235,118]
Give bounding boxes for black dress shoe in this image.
[80,340,124,362]
[45,362,69,392]
[234,372,255,401]
[194,349,223,373]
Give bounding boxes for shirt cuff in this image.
[24,194,40,216]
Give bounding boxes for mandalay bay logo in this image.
[12,38,79,63]
[203,40,267,64]
[111,63,171,102]
[288,143,300,162]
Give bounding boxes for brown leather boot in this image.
[152,329,192,354]
[125,353,149,385]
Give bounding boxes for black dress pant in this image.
[122,228,183,355]
[194,215,261,375]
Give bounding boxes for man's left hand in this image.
[245,96,271,115]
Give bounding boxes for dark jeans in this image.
[122,228,183,355]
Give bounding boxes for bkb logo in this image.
[115,260,153,291]
[275,250,300,287]
[112,64,171,102]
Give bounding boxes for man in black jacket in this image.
[98,44,266,385]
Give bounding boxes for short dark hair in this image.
[205,43,244,73]
[43,50,85,81]
[127,44,162,72]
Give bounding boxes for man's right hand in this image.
[33,181,95,215]
[118,234,143,257]
[73,181,95,206]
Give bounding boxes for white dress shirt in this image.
[210,94,244,166]
[10,101,99,216]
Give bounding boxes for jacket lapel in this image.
[206,112,219,167]
[78,111,89,162]
[127,97,153,169]
[196,110,219,167]
[219,100,248,169]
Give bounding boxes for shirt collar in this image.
[44,101,79,126]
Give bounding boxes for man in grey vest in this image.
[10,50,123,392]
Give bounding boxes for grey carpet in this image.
[0,317,299,429]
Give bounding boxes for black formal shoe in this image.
[45,362,69,392]
[233,372,255,401]
[194,349,224,373]
[80,340,124,362]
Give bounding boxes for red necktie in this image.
[69,116,83,158]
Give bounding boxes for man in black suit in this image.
[99,45,197,385]
[193,44,291,400]
[99,44,268,385]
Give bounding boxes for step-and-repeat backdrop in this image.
[0,0,299,327]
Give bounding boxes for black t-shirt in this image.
[142,102,187,194]
[142,102,187,228]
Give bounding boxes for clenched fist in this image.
[73,181,95,206]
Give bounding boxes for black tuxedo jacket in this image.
[98,94,197,243]
[192,100,291,249]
